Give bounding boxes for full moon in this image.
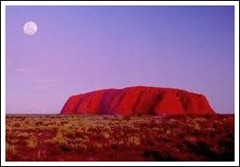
[23,21,38,35]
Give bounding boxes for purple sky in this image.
[6,6,234,114]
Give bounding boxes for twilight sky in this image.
[6,6,234,114]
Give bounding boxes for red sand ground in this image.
[6,114,234,161]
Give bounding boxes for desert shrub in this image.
[50,130,68,146]
[102,131,110,139]
[26,137,38,149]
[166,129,171,135]
[193,122,201,131]
[13,123,21,128]
[128,135,140,145]
[16,132,29,138]
[6,142,17,154]
[36,150,47,160]
[8,139,21,144]
[35,121,43,126]
[76,142,87,150]
[25,124,36,130]
[168,118,177,124]
[93,143,103,149]
[6,125,13,132]
[185,136,197,144]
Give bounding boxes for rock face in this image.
[60,86,215,116]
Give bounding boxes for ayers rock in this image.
[60,86,215,116]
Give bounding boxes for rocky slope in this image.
[60,86,215,116]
